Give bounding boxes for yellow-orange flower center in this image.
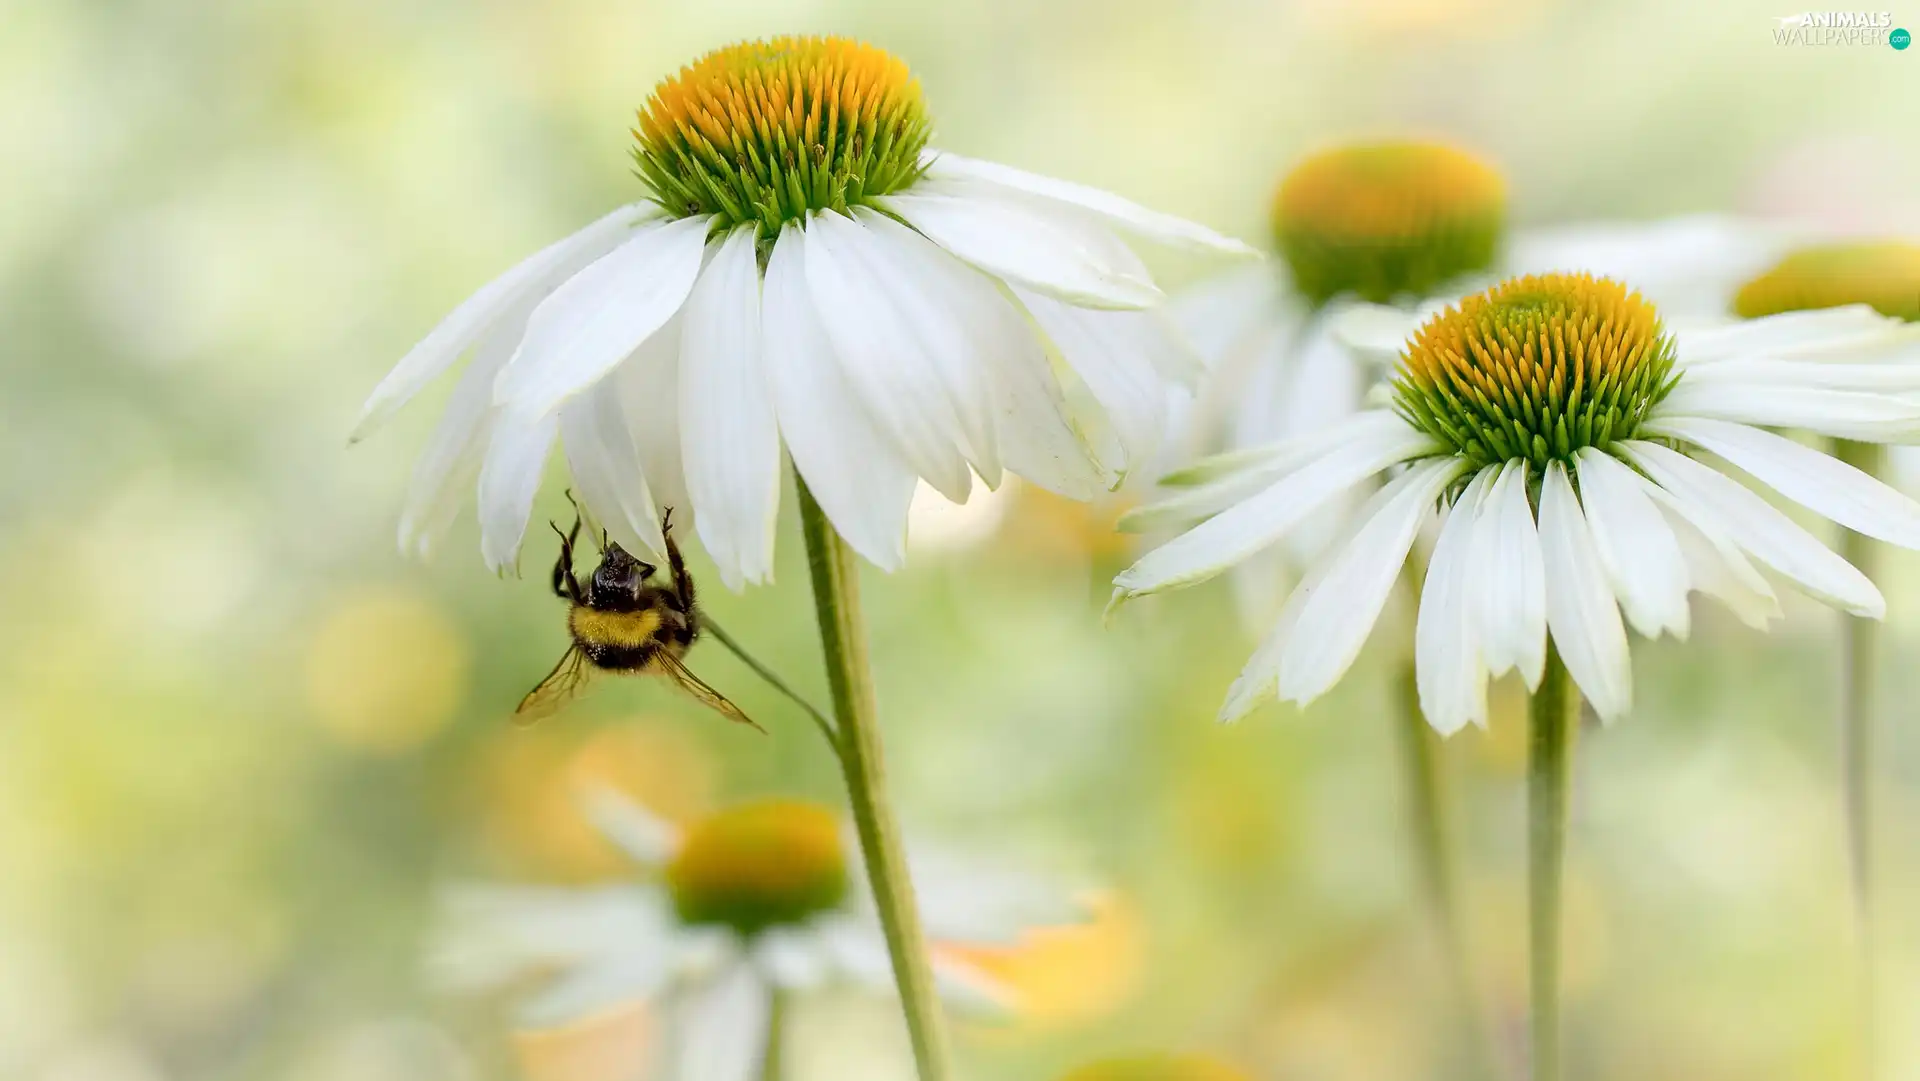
[1272,140,1507,305]
[1057,1054,1254,1081]
[1733,240,1920,323]
[664,799,848,935]
[633,36,933,237]
[1393,272,1677,472]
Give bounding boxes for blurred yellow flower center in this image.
[1272,141,1506,305]
[1057,1054,1254,1081]
[1733,240,1920,322]
[665,799,848,935]
[633,36,933,238]
[1393,272,1677,472]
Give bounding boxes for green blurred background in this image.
[5,0,1920,1078]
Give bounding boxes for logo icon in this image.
[1894,26,1912,47]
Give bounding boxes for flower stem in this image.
[1528,646,1579,1081]
[1835,437,1882,1081]
[795,477,953,1081]
[759,987,787,1081]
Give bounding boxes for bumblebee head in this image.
[589,542,657,605]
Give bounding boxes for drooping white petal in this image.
[610,317,691,525]
[1156,410,1414,488]
[1676,358,1920,394]
[878,190,1162,309]
[1675,304,1911,363]
[1573,448,1691,640]
[1278,457,1465,707]
[1657,500,1781,629]
[1416,470,1497,734]
[576,785,682,867]
[907,846,1087,944]
[476,407,558,573]
[1111,418,1439,600]
[678,226,779,589]
[494,215,711,419]
[1472,460,1548,689]
[1652,381,1920,443]
[1329,302,1423,362]
[751,928,830,992]
[1645,416,1920,548]
[672,960,770,1081]
[1169,263,1282,368]
[920,150,1257,257]
[397,309,526,558]
[1119,463,1297,534]
[762,226,917,571]
[1539,461,1633,722]
[1507,215,1790,320]
[801,211,976,500]
[561,375,666,560]
[1016,287,1171,475]
[353,204,655,441]
[1621,440,1883,617]
[428,884,672,995]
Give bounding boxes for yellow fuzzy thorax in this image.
[632,36,932,237]
[1057,1055,1253,1081]
[1393,272,1677,472]
[1272,140,1506,305]
[567,606,663,652]
[1733,240,1920,322]
[665,799,849,935]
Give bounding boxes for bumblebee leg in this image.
[549,514,584,603]
[663,507,695,616]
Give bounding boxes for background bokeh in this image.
[5,0,1920,1079]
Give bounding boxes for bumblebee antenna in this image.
[700,617,841,753]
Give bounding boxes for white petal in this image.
[476,407,557,573]
[762,226,917,571]
[679,226,779,589]
[353,204,653,441]
[560,376,666,560]
[1538,461,1633,722]
[1472,460,1548,689]
[1658,499,1781,629]
[397,312,523,559]
[1156,410,1413,487]
[751,928,829,992]
[1416,470,1497,734]
[429,884,671,993]
[816,916,895,989]
[673,960,770,1081]
[1119,463,1296,534]
[1017,287,1172,475]
[878,190,1162,309]
[1169,263,1283,368]
[1676,304,1911,363]
[908,847,1086,944]
[1329,302,1422,362]
[921,150,1257,257]
[610,317,691,525]
[1676,357,1920,393]
[1621,440,1882,617]
[1645,415,1920,548]
[1111,418,1438,600]
[494,215,711,420]
[1653,381,1920,443]
[576,785,681,867]
[1573,448,1691,640]
[801,211,976,500]
[1508,215,1790,320]
[1278,457,1466,706]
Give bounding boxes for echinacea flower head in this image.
[1733,240,1920,323]
[431,789,1085,1079]
[354,35,1252,586]
[1057,1054,1253,1081]
[1272,140,1507,307]
[1119,271,1920,733]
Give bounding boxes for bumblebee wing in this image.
[514,646,596,725]
[652,648,761,731]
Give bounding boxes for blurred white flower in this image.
[429,789,1083,1080]
[1119,273,1920,733]
[351,36,1251,587]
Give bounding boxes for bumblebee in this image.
[516,505,756,729]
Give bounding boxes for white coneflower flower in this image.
[432,790,1082,1078]
[352,36,1251,587]
[1116,271,1920,733]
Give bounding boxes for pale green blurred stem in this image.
[1528,646,1578,1081]
[1392,570,1497,1079]
[1835,437,1883,1081]
[796,478,953,1081]
[759,987,787,1081]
